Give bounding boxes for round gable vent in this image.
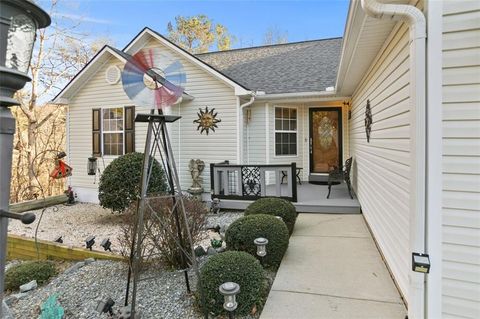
[105,65,121,85]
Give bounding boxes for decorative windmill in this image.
[121,48,206,318]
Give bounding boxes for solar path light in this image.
[85,236,95,251]
[100,238,112,252]
[254,237,269,266]
[219,282,240,319]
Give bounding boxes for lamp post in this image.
[219,282,240,319]
[0,1,50,315]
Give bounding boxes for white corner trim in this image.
[425,0,443,316]
[265,103,270,164]
[236,97,241,164]
[125,28,251,96]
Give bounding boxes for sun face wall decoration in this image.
[193,106,221,135]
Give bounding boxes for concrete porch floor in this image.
[260,214,407,319]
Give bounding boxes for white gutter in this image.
[360,1,427,319]
[239,93,256,163]
[254,90,336,100]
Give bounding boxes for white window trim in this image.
[273,105,299,158]
[101,106,125,157]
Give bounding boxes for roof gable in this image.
[124,28,250,95]
[53,46,127,102]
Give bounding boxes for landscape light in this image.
[219,282,240,319]
[54,236,63,244]
[254,237,268,257]
[100,238,112,252]
[275,216,283,222]
[211,198,221,214]
[85,236,95,251]
[96,298,115,315]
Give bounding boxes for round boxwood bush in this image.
[244,197,297,234]
[98,152,168,212]
[5,261,57,291]
[198,251,264,316]
[225,214,289,268]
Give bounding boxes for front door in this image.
[309,108,343,174]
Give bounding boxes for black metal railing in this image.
[210,162,297,202]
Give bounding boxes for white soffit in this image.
[336,0,409,96]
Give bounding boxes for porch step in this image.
[208,182,361,214]
[308,174,328,183]
[217,199,360,214]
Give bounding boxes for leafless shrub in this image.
[118,195,208,270]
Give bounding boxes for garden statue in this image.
[188,159,205,199]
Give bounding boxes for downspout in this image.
[239,93,256,163]
[360,1,427,319]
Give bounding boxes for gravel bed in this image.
[8,203,124,254]
[8,259,271,319]
[8,203,243,254]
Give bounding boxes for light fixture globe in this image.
[219,282,240,313]
[0,0,51,106]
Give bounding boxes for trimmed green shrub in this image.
[98,152,168,212]
[244,197,297,234]
[198,251,264,316]
[5,261,57,291]
[225,214,289,268]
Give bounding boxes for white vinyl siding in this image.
[243,102,267,164]
[349,23,411,303]
[67,35,238,198]
[442,1,480,318]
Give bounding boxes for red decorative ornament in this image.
[50,152,72,179]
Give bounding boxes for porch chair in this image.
[326,157,354,199]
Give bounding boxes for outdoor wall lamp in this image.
[219,281,240,319]
[87,156,98,176]
[412,252,431,273]
[100,238,112,252]
[0,2,50,315]
[54,236,63,244]
[85,236,95,251]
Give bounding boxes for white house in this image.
[54,0,480,318]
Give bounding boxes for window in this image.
[102,108,124,156]
[275,107,297,156]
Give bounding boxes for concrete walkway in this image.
[260,214,407,319]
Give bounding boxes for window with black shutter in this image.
[92,106,135,157]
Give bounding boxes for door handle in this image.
[309,138,313,154]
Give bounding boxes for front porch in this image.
[211,182,360,214]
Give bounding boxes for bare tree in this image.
[263,26,289,45]
[10,1,109,202]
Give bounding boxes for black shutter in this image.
[124,106,135,154]
[92,108,101,157]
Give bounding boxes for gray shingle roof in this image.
[196,38,343,94]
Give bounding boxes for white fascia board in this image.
[53,46,127,103]
[335,0,366,95]
[125,28,251,96]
